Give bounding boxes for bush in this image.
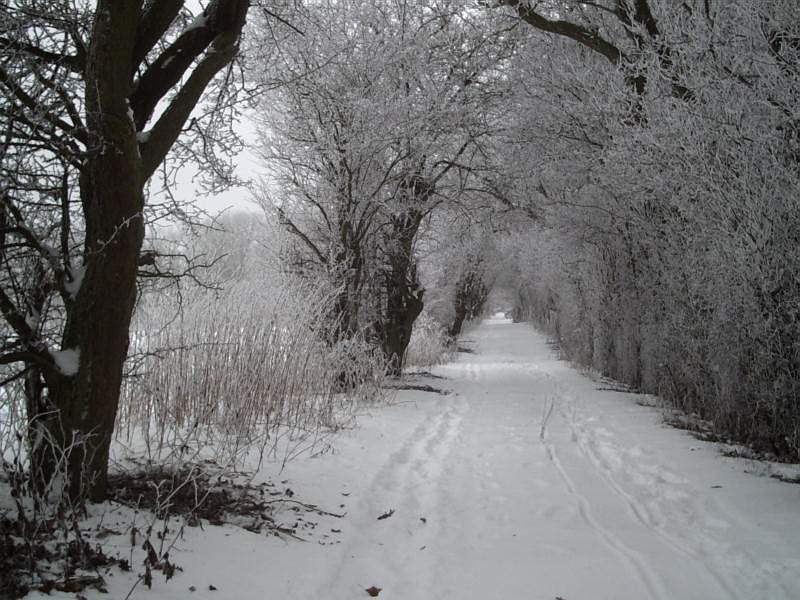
[403,313,452,370]
[118,274,387,467]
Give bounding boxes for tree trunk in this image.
[449,268,489,338]
[47,176,144,502]
[35,142,144,504]
[380,207,425,376]
[332,233,364,341]
[449,303,467,339]
[382,268,424,377]
[11,0,250,502]
[31,1,145,502]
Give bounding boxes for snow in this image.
[25,308,40,330]
[185,12,208,32]
[28,316,800,599]
[51,347,80,376]
[63,264,85,298]
[40,242,58,261]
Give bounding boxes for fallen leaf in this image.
[377,509,395,520]
[366,585,382,597]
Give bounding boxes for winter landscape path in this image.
[91,316,800,600]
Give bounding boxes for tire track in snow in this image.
[562,399,742,600]
[542,439,671,600]
[557,387,777,600]
[313,393,465,599]
[539,384,670,600]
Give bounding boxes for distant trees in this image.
[500,0,800,456]
[418,216,498,340]
[449,257,491,338]
[254,0,516,374]
[0,0,252,500]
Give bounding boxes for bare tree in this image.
[0,0,252,501]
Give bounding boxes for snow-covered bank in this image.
[30,316,800,600]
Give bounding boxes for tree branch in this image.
[0,36,84,73]
[278,207,329,266]
[130,0,249,131]
[139,0,249,177]
[0,65,88,145]
[0,350,54,370]
[499,0,623,64]
[132,0,185,71]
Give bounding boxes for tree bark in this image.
[380,205,425,376]
[382,265,424,377]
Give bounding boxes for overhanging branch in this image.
[130,0,249,131]
[499,0,623,64]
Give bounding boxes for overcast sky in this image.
[174,0,262,215]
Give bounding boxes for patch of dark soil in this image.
[108,461,344,540]
[383,383,450,395]
[667,416,800,466]
[665,413,726,443]
[0,512,116,599]
[719,445,800,467]
[406,371,446,380]
[596,384,642,394]
[770,472,800,484]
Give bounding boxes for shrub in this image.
[118,274,387,467]
[404,313,453,370]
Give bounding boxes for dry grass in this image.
[118,275,387,467]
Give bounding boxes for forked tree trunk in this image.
[27,0,249,502]
[382,266,424,377]
[32,2,145,501]
[331,231,365,342]
[448,268,489,338]
[379,207,425,376]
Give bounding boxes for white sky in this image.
[167,0,263,215]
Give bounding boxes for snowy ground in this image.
[33,315,800,600]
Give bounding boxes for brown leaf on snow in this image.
[377,509,395,520]
[366,585,382,596]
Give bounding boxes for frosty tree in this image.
[498,0,800,455]
[254,0,517,374]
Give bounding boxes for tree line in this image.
[1,0,798,508]
[502,0,800,458]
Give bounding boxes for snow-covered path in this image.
[294,315,799,600]
[89,316,800,600]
